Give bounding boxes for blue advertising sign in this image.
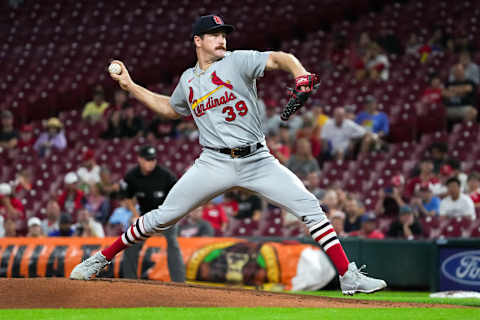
[439,248,480,291]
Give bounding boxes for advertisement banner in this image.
[0,237,335,291]
[438,248,480,291]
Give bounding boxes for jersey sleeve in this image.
[169,79,191,117]
[231,50,270,79]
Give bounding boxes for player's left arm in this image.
[265,51,309,78]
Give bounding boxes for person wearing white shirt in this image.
[77,149,101,187]
[439,177,476,219]
[321,107,371,160]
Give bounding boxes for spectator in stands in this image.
[443,63,477,123]
[34,117,67,156]
[355,96,389,151]
[330,211,347,238]
[468,172,480,208]
[311,105,329,131]
[221,191,239,217]
[266,130,290,165]
[0,183,25,226]
[0,110,18,149]
[321,107,371,160]
[12,169,33,197]
[405,33,422,56]
[16,124,36,149]
[287,138,320,179]
[406,158,440,198]
[108,197,135,232]
[428,142,449,174]
[121,104,144,138]
[449,51,479,85]
[26,217,44,237]
[202,201,228,233]
[417,75,444,117]
[366,43,390,81]
[76,149,101,190]
[41,199,61,236]
[146,116,180,141]
[321,189,345,218]
[387,205,423,240]
[263,103,282,134]
[439,177,475,219]
[57,172,85,219]
[101,109,124,139]
[349,212,385,239]
[350,32,372,80]
[105,89,128,118]
[82,89,109,124]
[375,182,408,217]
[48,214,75,237]
[344,196,365,232]
[3,218,17,237]
[278,122,292,149]
[233,190,263,221]
[97,167,120,199]
[295,118,322,159]
[410,183,440,216]
[75,209,105,237]
[178,206,214,237]
[85,183,109,223]
[303,171,325,200]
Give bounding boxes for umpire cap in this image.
[138,145,157,160]
[192,15,234,38]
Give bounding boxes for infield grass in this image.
[298,290,480,307]
[0,307,477,320]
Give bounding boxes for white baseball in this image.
[108,62,122,75]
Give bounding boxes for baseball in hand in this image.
[108,62,122,75]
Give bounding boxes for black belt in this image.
[205,143,263,158]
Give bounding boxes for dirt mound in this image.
[0,278,462,309]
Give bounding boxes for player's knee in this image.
[142,208,177,233]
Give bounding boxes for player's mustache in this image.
[215,46,226,50]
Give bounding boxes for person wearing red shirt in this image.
[0,183,26,235]
[349,213,385,239]
[406,158,440,198]
[468,172,480,209]
[57,172,85,221]
[16,124,36,149]
[202,201,228,233]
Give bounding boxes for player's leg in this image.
[238,150,386,294]
[163,225,186,282]
[70,150,236,280]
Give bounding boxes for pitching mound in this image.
[0,278,461,309]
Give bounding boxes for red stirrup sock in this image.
[101,237,128,261]
[309,221,349,276]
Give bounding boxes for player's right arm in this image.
[109,60,182,120]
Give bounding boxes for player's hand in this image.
[109,60,134,91]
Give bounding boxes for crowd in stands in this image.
[1,1,480,240]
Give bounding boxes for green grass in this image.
[0,308,477,320]
[297,290,480,307]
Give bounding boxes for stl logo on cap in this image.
[148,147,155,155]
[213,16,223,25]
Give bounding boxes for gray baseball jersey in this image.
[170,50,269,148]
[124,50,327,248]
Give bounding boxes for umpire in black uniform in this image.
[120,145,185,282]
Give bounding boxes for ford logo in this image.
[441,250,480,286]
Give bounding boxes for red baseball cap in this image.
[83,149,95,161]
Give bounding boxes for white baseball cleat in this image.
[339,262,387,295]
[70,251,110,280]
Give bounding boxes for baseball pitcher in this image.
[71,14,386,295]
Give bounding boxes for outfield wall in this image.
[0,237,478,291]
